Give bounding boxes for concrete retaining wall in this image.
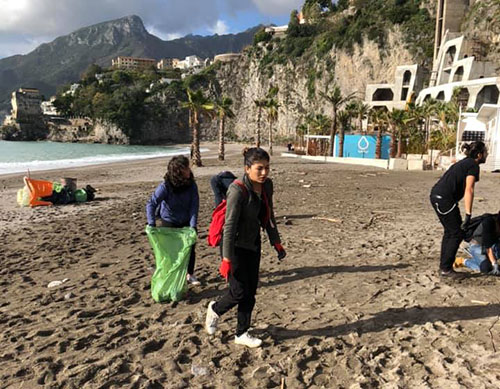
[281,153,389,169]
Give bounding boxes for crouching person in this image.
[205,147,286,348]
[455,212,500,275]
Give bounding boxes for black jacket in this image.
[222,174,281,259]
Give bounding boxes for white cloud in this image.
[209,20,229,35]
[251,0,303,15]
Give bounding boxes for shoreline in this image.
[0,142,247,180]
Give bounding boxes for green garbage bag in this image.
[74,189,87,202]
[145,225,197,302]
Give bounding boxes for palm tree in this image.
[369,108,387,159]
[337,110,352,158]
[385,108,406,158]
[214,96,235,161]
[181,89,214,167]
[320,85,356,156]
[353,100,370,133]
[421,98,439,152]
[307,113,331,156]
[309,113,331,135]
[265,96,280,156]
[431,101,458,152]
[254,98,267,147]
[404,104,426,155]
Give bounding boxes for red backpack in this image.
[207,180,247,247]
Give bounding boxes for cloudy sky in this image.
[0,0,304,59]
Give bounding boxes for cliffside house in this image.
[157,58,175,70]
[10,88,42,121]
[41,97,60,117]
[264,25,288,38]
[111,56,156,70]
[174,55,204,70]
[416,33,499,110]
[365,64,424,112]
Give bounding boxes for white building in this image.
[456,104,500,171]
[416,33,499,110]
[264,25,288,38]
[175,55,204,70]
[41,97,59,116]
[365,64,423,111]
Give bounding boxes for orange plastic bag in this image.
[24,177,53,207]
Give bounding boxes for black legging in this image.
[430,194,464,271]
[157,219,196,275]
[213,246,261,336]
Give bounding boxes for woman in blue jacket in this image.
[146,155,200,285]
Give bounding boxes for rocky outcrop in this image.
[44,112,191,145]
[0,121,49,141]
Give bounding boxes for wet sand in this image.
[1,142,500,388]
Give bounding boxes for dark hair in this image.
[243,147,270,167]
[461,141,487,159]
[164,155,192,189]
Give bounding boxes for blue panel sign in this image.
[335,134,391,159]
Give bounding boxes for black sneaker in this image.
[439,269,465,279]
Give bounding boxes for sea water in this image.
[0,141,191,175]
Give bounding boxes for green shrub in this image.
[254,29,272,45]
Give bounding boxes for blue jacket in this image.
[146,181,199,228]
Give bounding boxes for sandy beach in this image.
[1,142,500,388]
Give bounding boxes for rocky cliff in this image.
[462,0,500,71]
[215,27,422,142]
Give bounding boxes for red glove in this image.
[219,260,232,280]
[274,243,286,260]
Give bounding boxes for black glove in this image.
[489,263,500,276]
[461,214,471,231]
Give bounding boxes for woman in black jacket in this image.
[205,147,286,348]
[430,141,488,278]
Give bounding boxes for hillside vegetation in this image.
[252,0,434,75]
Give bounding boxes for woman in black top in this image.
[430,141,488,277]
[205,148,286,348]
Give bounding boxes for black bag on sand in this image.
[464,213,493,242]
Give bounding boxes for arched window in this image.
[456,88,470,109]
[445,46,456,67]
[475,85,500,111]
[372,88,394,101]
[402,70,412,86]
[436,91,445,100]
[453,66,464,82]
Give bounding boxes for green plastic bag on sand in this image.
[145,226,197,302]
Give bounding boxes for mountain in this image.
[0,15,260,115]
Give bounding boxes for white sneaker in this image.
[205,301,219,335]
[187,274,201,285]
[234,332,262,348]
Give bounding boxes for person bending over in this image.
[146,155,201,285]
[430,141,487,278]
[210,171,237,207]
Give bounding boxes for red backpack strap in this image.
[233,180,248,200]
